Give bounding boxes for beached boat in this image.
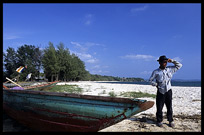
[3,81,59,90]
[3,83,154,132]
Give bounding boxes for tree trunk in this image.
[51,75,53,82]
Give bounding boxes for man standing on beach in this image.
[149,55,182,128]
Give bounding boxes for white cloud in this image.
[70,41,81,47]
[85,42,104,47]
[70,41,101,64]
[71,41,87,52]
[70,41,110,74]
[85,20,91,25]
[92,65,100,69]
[71,41,105,52]
[91,69,109,75]
[91,65,109,69]
[76,52,92,59]
[4,29,34,40]
[85,14,93,18]
[173,57,183,62]
[84,14,94,26]
[4,35,21,40]
[121,54,155,61]
[86,58,98,64]
[70,50,98,64]
[140,71,152,75]
[131,5,149,13]
[89,64,110,75]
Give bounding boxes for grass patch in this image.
[108,91,117,97]
[120,91,156,98]
[33,85,83,94]
[102,90,106,94]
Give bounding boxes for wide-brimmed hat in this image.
[157,55,168,62]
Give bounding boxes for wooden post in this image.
[4,75,20,84]
[6,77,23,88]
[3,85,9,89]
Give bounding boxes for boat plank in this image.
[3,82,154,132]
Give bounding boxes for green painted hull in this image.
[3,88,154,132]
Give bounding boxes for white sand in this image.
[57,81,201,116]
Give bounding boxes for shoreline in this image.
[61,80,201,87]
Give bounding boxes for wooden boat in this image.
[3,83,154,132]
[3,81,59,90]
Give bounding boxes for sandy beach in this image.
[3,81,201,132]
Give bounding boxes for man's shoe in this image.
[169,122,175,128]
[157,122,163,127]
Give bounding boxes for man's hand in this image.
[167,59,172,63]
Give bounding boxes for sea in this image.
[99,80,201,87]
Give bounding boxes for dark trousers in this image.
[156,89,173,123]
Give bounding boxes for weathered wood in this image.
[23,81,58,90]
[3,85,154,132]
[6,77,22,88]
[4,75,20,84]
[3,85,9,89]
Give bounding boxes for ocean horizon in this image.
[98,80,201,87]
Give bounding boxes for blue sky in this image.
[3,3,201,80]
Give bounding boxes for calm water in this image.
[98,80,201,87]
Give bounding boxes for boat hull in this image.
[3,89,154,132]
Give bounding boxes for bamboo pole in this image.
[4,75,20,84]
[6,77,23,88]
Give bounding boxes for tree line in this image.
[3,42,145,82]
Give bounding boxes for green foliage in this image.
[108,91,117,97]
[3,45,43,81]
[33,85,83,94]
[56,42,71,81]
[3,47,18,79]
[42,42,60,81]
[120,91,156,98]
[89,74,144,82]
[121,77,145,82]
[42,42,89,82]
